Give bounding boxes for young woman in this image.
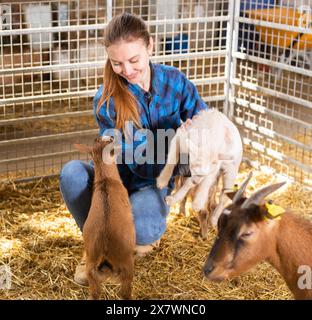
[60,12,208,285]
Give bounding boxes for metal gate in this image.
[0,0,311,186]
[0,0,229,181]
[230,0,312,186]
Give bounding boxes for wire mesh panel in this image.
[230,0,312,186]
[0,0,229,181]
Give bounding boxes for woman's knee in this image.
[60,160,92,187]
[59,160,94,201]
[130,187,170,245]
[59,160,94,231]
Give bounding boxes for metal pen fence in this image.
[231,0,312,186]
[0,0,228,181]
[0,0,311,186]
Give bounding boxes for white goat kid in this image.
[157,109,243,231]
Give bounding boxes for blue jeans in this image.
[59,160,171,245]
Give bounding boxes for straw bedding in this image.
[0,167,311,300]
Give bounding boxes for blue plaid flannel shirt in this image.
[93,63,208,193]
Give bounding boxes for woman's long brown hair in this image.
[97,13,150,134]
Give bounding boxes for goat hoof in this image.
[199,224,209,240]
[192,204,203,212]
[210,215,219,228]
[156,178,167,189]
[165,196,176,206]
[200,232,208,240]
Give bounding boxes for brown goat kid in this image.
[203,173,312,300]
[74,137,135,300]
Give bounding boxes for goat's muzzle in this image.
[203,261,215,277]
[203,258,228,282]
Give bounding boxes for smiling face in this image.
[106,38,153,89]
[203,203,277,281]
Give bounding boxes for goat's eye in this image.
[240,230,254,239]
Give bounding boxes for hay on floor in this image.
[0,168,311,300]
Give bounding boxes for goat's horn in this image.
[232,171,253,204]
[241,181,286,209]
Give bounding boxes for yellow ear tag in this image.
[233,184,239,192]
[265,201,285,220]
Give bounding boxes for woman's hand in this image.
[180,115,198,130]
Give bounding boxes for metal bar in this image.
[0,50,227,76]
[0,23,107,36]
[106,0,113,22]
[232,97,312,130]
[0,61,106,76]
[227,0,241,120]
[0,90,96,105]
[0,129,98,146]
[0,94,225,125]
[0,110,93,126]
[202,95,225,103]
[0,149,84,164]
[243,137,312,174]
[234,116,312,152]
[190,76,226,85]
[233,51,312,78]
[11,174,60,184]
[0,16,230,37]
[0,150,79,165]
[231,78,312,110]
[148,16,230,26]
[237,17,312,35]
[223,0,236,116]
[0,76,225,105]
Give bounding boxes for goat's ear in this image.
[73,143,92,154]
[102,142,121,164]
[110,145,122,157]
[230,171,253,204]
[224,186,246,201]
[225,189,238,201]
[260,200,286,220]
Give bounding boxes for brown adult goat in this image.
[74,136,135,300]
[203,172,312,300]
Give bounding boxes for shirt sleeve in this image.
[179,73,209,122]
